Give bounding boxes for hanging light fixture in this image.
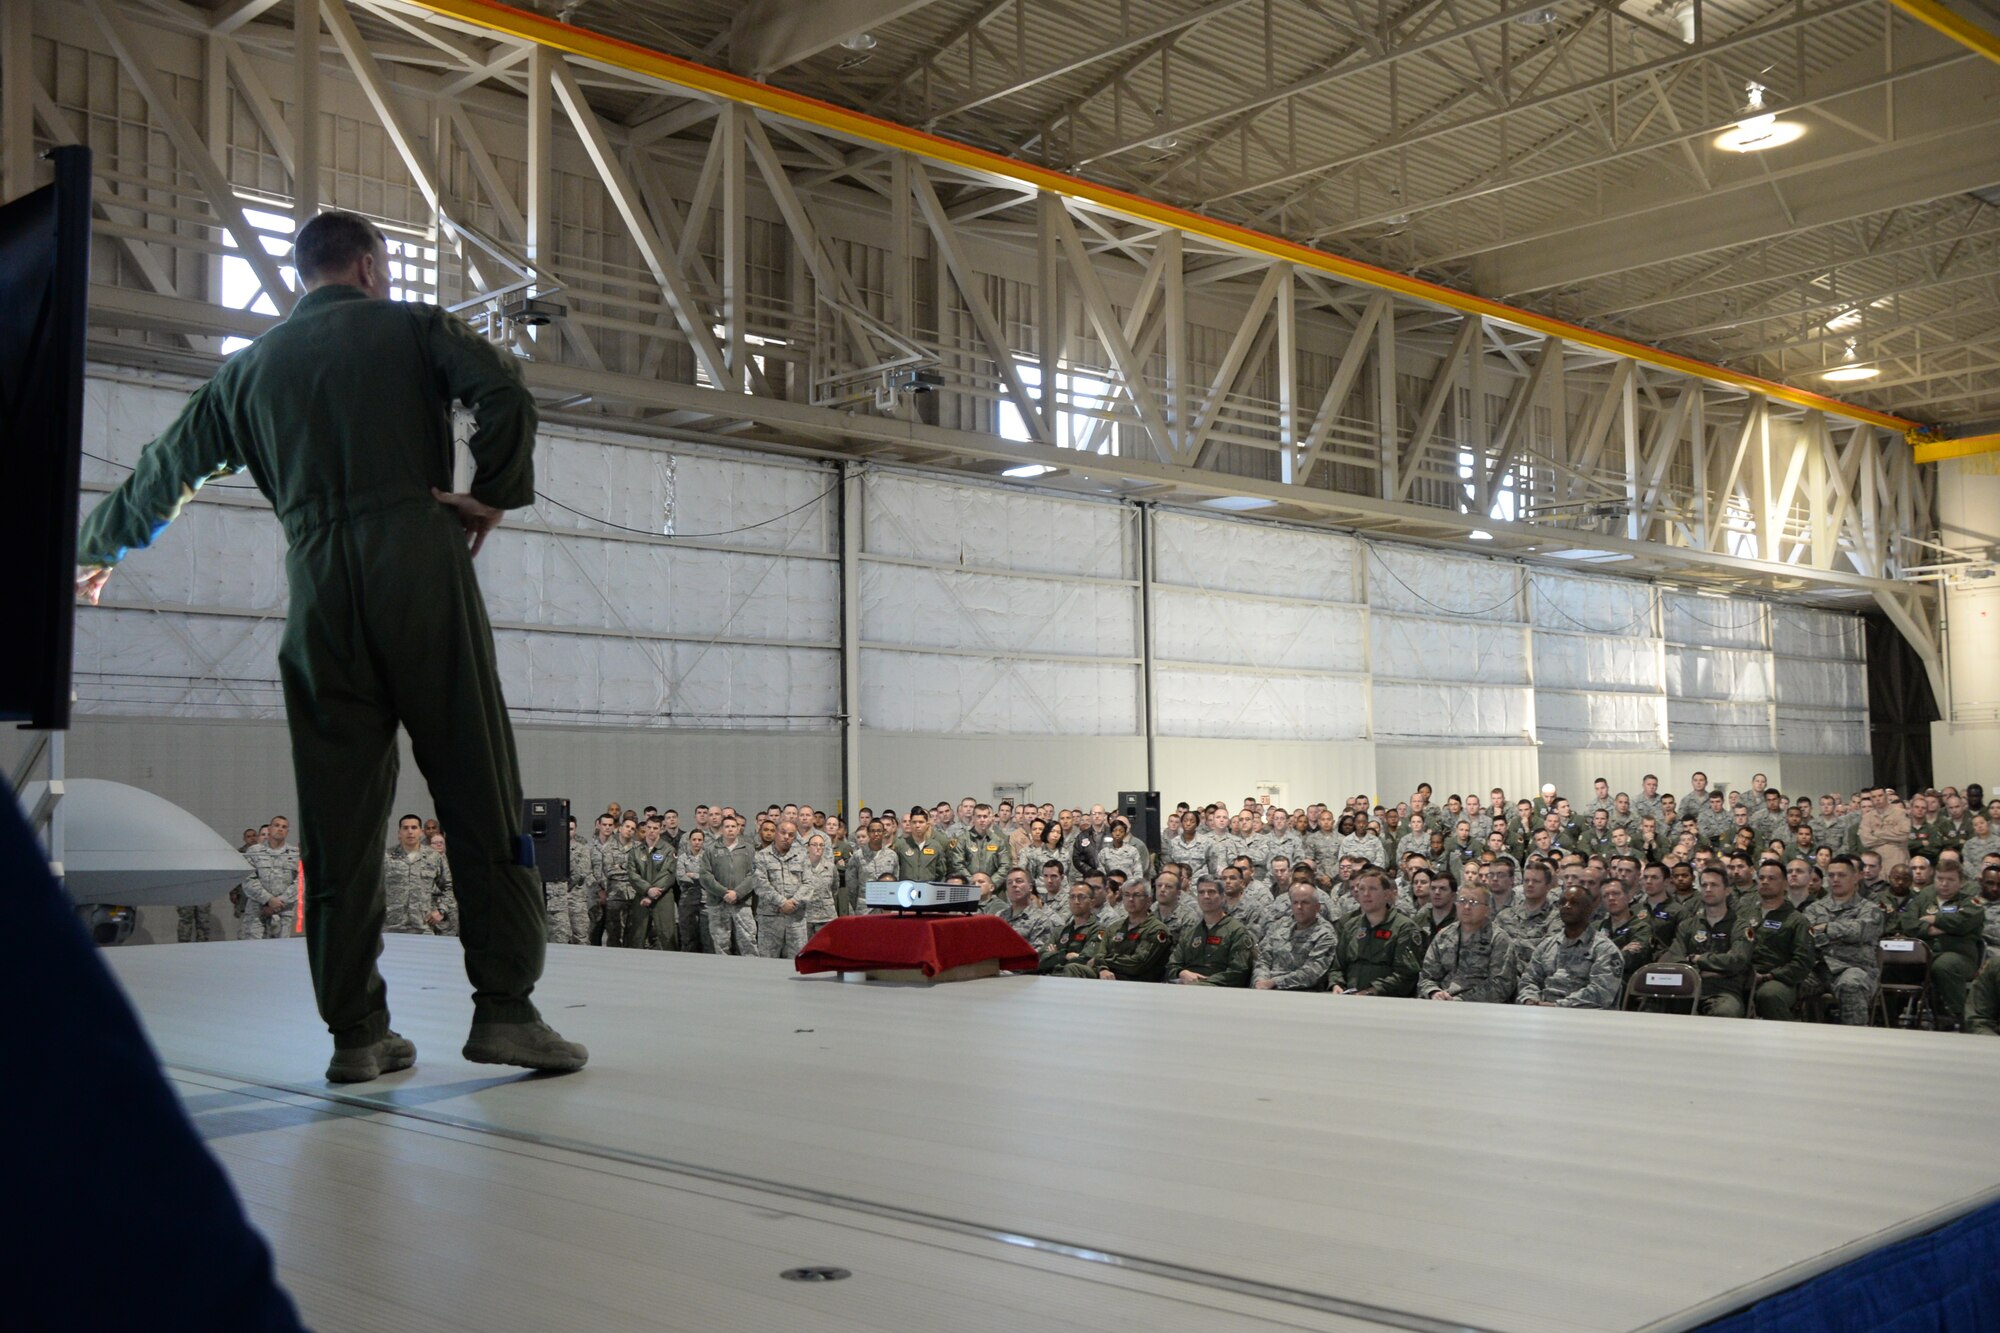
[1714,81,1805,152]
[1821,339,1880,383]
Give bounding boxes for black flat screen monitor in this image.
[0,146,91,730]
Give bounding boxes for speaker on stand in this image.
[1117,790,1162,855]
[523,798,570,889]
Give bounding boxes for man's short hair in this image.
[398,813,421,825]
[294,210,385,282]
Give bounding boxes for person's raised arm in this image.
[77,382,246,600]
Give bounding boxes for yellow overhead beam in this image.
[1913,432,2000,464]
[402,0,1919,433]
[1883,0,2000,66]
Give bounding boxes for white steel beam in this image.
[88,0,296,314]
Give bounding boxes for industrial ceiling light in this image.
[1822,340,1880,383]
[839,32,879,52]
[1146,109,1179,152]
[1002,463,1056,478]
[1714,81,1804,153]
[1515,8,1560,25]
[1468,529,1495,541]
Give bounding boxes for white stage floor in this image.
[107,936,2000,1332]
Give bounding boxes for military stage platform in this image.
[106,935,2000,1332]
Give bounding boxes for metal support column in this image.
[839,461,863,817]
[1137,503,1157,793]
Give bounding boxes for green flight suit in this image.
[894,835,956,882]
[1329,910,1422,996]
[1663,906,1755,1018]
[1039,916,1101,975]
[1090,911,1176,982]
[1167,914,1255,987]
[958,834,1012,882]
[78,285,544,1051]
[627,839,678,950]
[1967,961,2000,1036]
[1747,898,1818,1020]
[1598,912,1654,987]
[1907,890,1985,1020]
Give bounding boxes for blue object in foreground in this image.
[1,792,304,1332]
[1700,1194,2000,1333]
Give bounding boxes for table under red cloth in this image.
[794,913,1038,977]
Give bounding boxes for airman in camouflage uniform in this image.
[699,815,759,954]
[753,822,811,959]
[1252,886,1338,991]
[1518,887,1625,1009]
[240,817,301,940]
[568,822,603,945]
[991,869,1059,954]
[1802,856,1883,1025]
[1419,882,1518,1002]
[675,831,709,950]
[383,815,446,935]
[800,832,839,943]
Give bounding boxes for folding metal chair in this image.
[1878,937,1933,1028]
[1624,963,1701,1015]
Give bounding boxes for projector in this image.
[863,879,982,912]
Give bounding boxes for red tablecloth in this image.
[794,913,1038,977]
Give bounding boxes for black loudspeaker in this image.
[524,798,570,884]
[1117,790,1162,852]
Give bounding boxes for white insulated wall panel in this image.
[1666,646,1774,702]
[1777,711,1871,757]
[862,472,1128,579]
[859,649,1139,735]
[1538,691,1666,750]
[480,531,838,643]
[1774,657,1866,710]
[1370,614,1529,685]
[1366,545,1521,621]
[1151,590,1365,674]
[72,608,286,718]
[858,564,1135,658]
[1772,605,1865,661]
[534,429,837,556]
[1529,571,1654,636]
[1152,511,1358,602]
[1668,700,1775,753]
[1154,669,1367,741]
[1532,630,1662,693]
[1373,682,1529,743]
[859,472,1136,737]
[1664,593,1766,649]
[497,632,838,727]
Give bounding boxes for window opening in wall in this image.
[695,326,789,388]
[997,361,1116,452]
[217,205,296,355]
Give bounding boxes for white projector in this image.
[863,879,983,912]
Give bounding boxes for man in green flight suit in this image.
[1166,877,1254,987]
[1329,868,1422,996]
[75,212,584,1083]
